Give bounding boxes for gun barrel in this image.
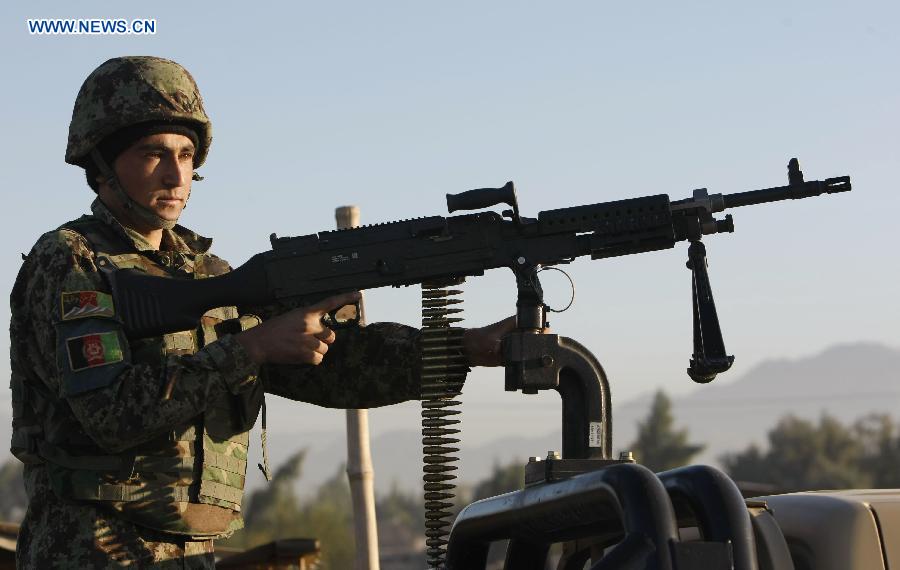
[722,176,851,209]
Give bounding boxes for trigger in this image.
[322,302,361,329]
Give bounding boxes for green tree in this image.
[721,414,870,491]
[472,461,525,501]
[222,450,355,569]
[296,465,355,569]
[377,483,424,531]
[628,390,705,472]
[0,458,26,522]
[853,414,900,488]
[240,449,307,533]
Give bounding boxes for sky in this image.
[1,1,898,455]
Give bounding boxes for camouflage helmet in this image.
[65,56,212,167]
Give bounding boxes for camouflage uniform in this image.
[10,196,428,568]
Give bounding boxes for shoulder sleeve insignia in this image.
[65,332,124,372]
[60,291,115,321]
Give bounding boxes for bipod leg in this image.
[686,240,734,383]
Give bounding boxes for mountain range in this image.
[245,341,900,495]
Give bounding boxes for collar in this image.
[90,198,213,255]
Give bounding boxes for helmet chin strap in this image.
[90,148,178,231]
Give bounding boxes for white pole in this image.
[335,205,380,570]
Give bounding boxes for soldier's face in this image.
[112,133,195,224]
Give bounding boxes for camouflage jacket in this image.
[9,198,427,539]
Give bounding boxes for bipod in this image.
[686,240,734,383]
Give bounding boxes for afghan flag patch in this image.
[66,332,124,372]
[60,291,115,321]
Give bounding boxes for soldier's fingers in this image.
[306,350,325,366]
[316,328,336,345]
[298,334,328,352]
[293,337,326,364]
[309,291,362,315]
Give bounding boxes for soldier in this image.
[9,56,512,568]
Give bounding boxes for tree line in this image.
[3,390,900,567]
[630,390,900,490]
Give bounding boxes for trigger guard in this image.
[320,304,361,330]
[320,312,337,328]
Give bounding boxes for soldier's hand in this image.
[463,316,552,367]
[236,292,362,365]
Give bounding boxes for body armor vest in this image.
[11,215,261,538]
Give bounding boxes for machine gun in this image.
[106,158,849,568]
[109,158,847,380]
